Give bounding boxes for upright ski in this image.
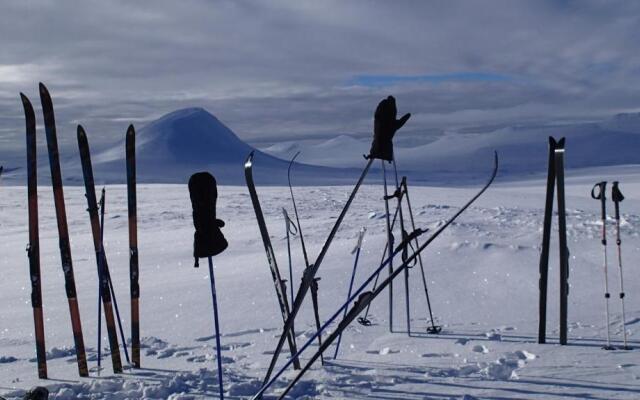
[126,125,141,368]
[22,93,47,379]
[77,126,123,373]
[253,152,498,400]
[244,152,301,370]
[39,83,88,377]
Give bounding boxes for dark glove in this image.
[368,96,410,161]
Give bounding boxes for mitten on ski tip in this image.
[188,172,228,267]
[368,95,410,161]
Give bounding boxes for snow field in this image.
[1,169,640,398]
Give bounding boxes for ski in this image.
[244,152,301,370]
[537,138,556,344]
[22,93,47,379]
[262,156,374,384]
[126,125,141,368]
[287,152,324,365]
[252,152,498,400]
[77,126,123,373]
[39,83,88,377]
[555,140,570,346]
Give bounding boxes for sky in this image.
[1,0,640,154]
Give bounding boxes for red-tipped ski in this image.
[39,83,88,377]
[22,93,47,379]
[126,125,141,368]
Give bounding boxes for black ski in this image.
[22,93,47,379]
[126,125,141,368]
[254,152,499,400]
[244,152,301,370]
[537,137,570,345]
[77,126,123,373]
[287,152,324,365]
[39,83,88,377]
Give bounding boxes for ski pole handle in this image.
[351,227,367,254]
[591,181,607,223]
[612,181,624,221]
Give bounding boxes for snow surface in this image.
[1,165,640,399]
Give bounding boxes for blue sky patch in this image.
[349,72,512,87]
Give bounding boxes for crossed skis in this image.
[248,150,498,399]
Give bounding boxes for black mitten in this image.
[368,95,411,161]
[188,172,228,266]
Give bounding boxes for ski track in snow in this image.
[2,175,640,399]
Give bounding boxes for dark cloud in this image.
[1,0,639,157]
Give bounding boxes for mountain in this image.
[90,107,361,185]
[263,119,640,182]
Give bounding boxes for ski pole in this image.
[389,160,412,336]
[334,227,366,359]
[591,181,614,350]
[612,181,630,349]
[397,171,441,334]
[381,161,395,332]
[100,188,131,364]
[283,208,297,306]
[287,152,324,365]
[208,257,224,399]
[359,194,403,326]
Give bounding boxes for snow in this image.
[1,164,640,399]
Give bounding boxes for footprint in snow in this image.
[366,347,399,355]
[220,342,253,351]
[472,345,489,354]
[455,338,469,345]
[422,352,454,358]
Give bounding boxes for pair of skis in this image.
[252,152,498,399]
[22,84,140,378]
[22,85,88,377]
[538,137,570,345]
[591,181,631,350]
[79,125,141,369]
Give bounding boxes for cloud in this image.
[1,0,639,160]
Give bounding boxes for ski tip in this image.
[244,151,255,168]
[38,82,49,95]
[77,124,86,139]
[20,93,34,115]
[127,124,135,135]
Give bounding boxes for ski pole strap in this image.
[383,186,403,201]
[394,228,427,254]
[591,181,607,222]
[282,208,298,236]
[351,227,367,254]
[612,181,624,220]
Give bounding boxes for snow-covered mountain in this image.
[88,108,361,185]
[263,114,640,181]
